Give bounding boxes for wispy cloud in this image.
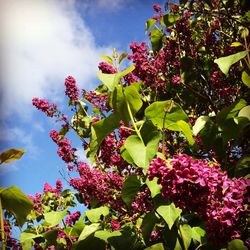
[0,126,39,157]
[0,0,112,120]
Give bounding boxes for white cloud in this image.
[0,0,112,120]
[0,127,39,157]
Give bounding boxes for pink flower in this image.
[65,76,79,103]
[111,220,121,231]
[153,4,162,12]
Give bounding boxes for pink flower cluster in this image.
[83,90,109,112]
[127,40,180,91]
[49,130,77,163]
[69,162,124,210]
[32,98,57,117]
[64,76,79,103]
[1,220,21,250]
[98,62,116,74]
[148,154,249,245]
[65,211,81,226]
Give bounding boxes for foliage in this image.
[1,1,250,249]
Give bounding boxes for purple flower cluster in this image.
[65,211,81,226]
[83,90,109,112]
[98,62,116,74]
[32,98,57,117]
[43,179,63,194]
[127,39,180,91]
[64,76,79,103]
[28,192,43,213]
[70,162,124,210]
[131,188,153,213]
[1,220,21,250]
[148,154,249,245]
[49,130,77,163]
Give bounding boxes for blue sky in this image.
[0,0,166,196]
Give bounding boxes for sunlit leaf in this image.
[124,132,160,170]
[85,206,109,223]
[238,105,250,121]
[0,148,26,165]
[214,51,247,75]
[192,226,205,244]
[100,55,113,65]
[0,186,33,227]
[193,116,210,136]
[44,210,68,227]
[118,52,127,64]
[78,223,100,241]
[20,232,43,250]
[146,177,161,198]
[242,71,250,88]
[145,100,188,130]
[156,203,182,230]
[179,224,193,250]
[146,19,156,32]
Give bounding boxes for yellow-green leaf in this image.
[0,148,26,165]
[242,71,250,88]
[214,51,247,75]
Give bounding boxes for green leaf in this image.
[124,83,143,115]
[156,203,182,230]
[124,132,160,170]
[176,120,195,145]
[242,70,250,88]
[214,51,247,75]
[193,116,210,136]
[231,42,243,47]
[145,100,188,130]
[43,229,58,246]
[94,230,121,243]
[0,186,33,227]
[179,224,193,250]
[150,28,163,52]
[78,223,100,241]
[235,156,250,177]
[146,19,156,32]
[144,243,165,250]
[191,226,205,244]
[120,145,134,164]
[161,14,179,26]
[44,210,68,227]
[122,174,141,206]
[0,148,25,165]
[20,232,43,250]
[118,52,127,64]
[124,136,145,168]
[238,105,250,121]
[110,84,142,123]
[146,177,161,198]
[100,55,113,65]
[85,206,109,223]
[97,65,135,91]
[141,211,159,244]
[227,239,248,250]
[89,113,120,162]
[217,99,247,125]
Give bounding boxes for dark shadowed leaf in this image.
[122,174,141,206]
